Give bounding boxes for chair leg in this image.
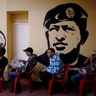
[48,80,53,96]
[62,81,66,93]
[28,78,32,92]
[0,81,1,92]
[79,80,84,96]
[14,78,18,94]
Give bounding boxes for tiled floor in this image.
[0,81,95,96]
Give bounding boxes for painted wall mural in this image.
[38,3,89,69]
[0,31,6,48]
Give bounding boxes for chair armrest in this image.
[85,72,96,75]
[17,72,28,78]
[53,71,66,75]
[82,72,96,81]
[52,64,70,76]
[17,68,34,78]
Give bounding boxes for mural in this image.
[0,31,6,47]
[38,3,89,69]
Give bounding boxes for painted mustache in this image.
[53,42,68,46]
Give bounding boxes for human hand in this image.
[8,64,12,68]
[92,67,95,72]
[19,59,24,62]
[41,69,47,72]
[12,66,16,69]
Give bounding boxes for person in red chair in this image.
[9,47,37,93]
[71,53,96,94]
[39,48,64,85]
[0,47,8,75]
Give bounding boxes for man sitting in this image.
[9,47,37,93]
[0,47,8,75]
[39,48,64,84]
[71,53,96,86]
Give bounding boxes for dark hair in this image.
[0,47,6,56]
[47,48,55,53]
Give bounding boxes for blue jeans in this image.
[71,73,84,86]
[9,72,18,88]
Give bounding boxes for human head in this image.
[44,3,89,54]
[92,54,96,59]
[23,47,33,56]
[0,47,6,56]
[47,48,55,57]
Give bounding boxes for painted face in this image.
[48,21,81,54]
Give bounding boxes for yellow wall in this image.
[0,0,7,55]
[0,0,94,57]
[5,0,96,57]
[0,0,95,57]
[7,11,28,61]
[0,0,96,81]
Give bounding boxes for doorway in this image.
[7,11,29,61]
[13,23,29,60]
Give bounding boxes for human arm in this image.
[84,57,90,65]
[0,57,8,68]
[19,59,26,63]
[41,68,47,72]
[90,55,95,71]
[84,54,94,65]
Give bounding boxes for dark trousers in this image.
[39,71,53,84]
[9,71,21,90]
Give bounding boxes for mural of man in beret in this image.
[0,31,6,47]
[38,3,89,69]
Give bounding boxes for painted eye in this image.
[49,26,59,31]
[49,27,57,31]
[67,27,75,31]
[62,26,75,31]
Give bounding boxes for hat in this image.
[43,3,88,32]
[23,47,33,53]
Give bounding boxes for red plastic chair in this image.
[0,67,5,92]
[79,72,96,96]
[14,68,34,94]
[48,64,70,96]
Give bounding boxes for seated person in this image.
[0,47,8,74]
[39,48,64,84]
[71,53,96,86]
[9,47,37,93]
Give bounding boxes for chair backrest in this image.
[83,72,96,81]
[64,64,70,74]
[0,67,5,74]
[27,67,34,75]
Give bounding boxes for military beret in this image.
[43,3,88,32]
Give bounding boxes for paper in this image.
[9,57,24,68]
